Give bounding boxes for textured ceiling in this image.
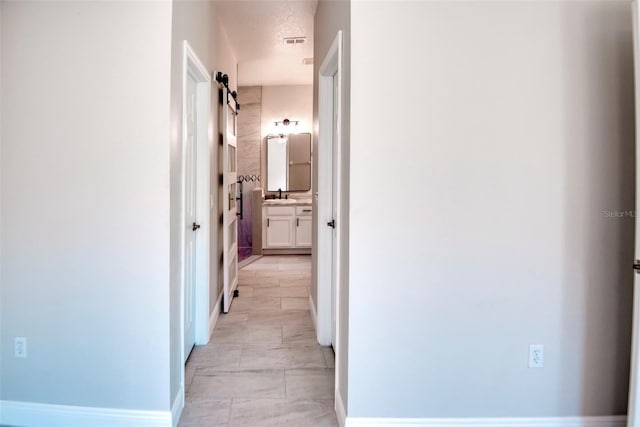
[217,0,316,86]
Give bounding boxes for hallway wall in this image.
[1,0,172,411]
[349,0,635,418]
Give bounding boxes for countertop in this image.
[263,199,312,206]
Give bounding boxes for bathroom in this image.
[236,84,314,264]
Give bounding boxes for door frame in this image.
[180,40,211,377]
[629,2,640,424]
[316,29,343,402]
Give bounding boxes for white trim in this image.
[336,391,347,427]
[344,416,627,427]
[309,294,318,331]
[630,2,640,424]
[171,387,184,427]
[209,291,223,338]
[0,400,171,427]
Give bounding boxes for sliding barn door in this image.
[221,86,239,313]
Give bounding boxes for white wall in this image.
[169,0,238,405]
[1,0,172,411]
[261,85,313,137]
[313,0,351,413]
[349,0,634,418]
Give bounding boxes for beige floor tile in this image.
[187,343,242,369]
[279,278,311,287]
[253,286,309,298]
[216,312,249,326]
[285,368,335,400]
[238,276,279,287]
[279,263,312,271]
[188,369,285,399]
[322,347,335,369]
[229,297,281,313]
[180,255,334,427]
[247,310,313,328]
[185,363,197,394]
[238,269,257,278]
[229,399,337,427]
[282,324,318,345]
[239,344,326,369]
[178,398,231,427]
[242,262,279,271]
[236,285,254,297]
[211,324,282,345]
[281,297,308,310]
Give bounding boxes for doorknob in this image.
[193,222,201,231]
[327,219,335,229]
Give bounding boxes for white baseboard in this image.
[309,294,318,331]
[344,416,627,427]
[171,386,184,427]
[0,400,171,427]
[336,390,347,427]
[209,291,223,339]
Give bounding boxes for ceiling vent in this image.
[283,36,307,46]
[302,58,313,65]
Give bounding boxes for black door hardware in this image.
[193,222,201,231]
[327,219,335,228]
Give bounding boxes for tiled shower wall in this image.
[237,86,262,260]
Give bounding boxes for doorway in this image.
[180,41,211,366]
[317,30,343,359]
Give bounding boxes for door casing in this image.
[316,30,344,407]
[180,40,211,391]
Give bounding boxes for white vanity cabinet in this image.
[263,203,312,252]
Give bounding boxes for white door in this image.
[183,71,198,361]
[629,3,640,423]
[330,74,340,347]
[222,87,239,313]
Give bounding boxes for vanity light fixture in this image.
[274,118,300,127]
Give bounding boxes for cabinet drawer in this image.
[266,206,295,216]
[296,206,313,216]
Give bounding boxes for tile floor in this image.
[179,255,338,427]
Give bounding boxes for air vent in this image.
[283,37,307,46]
[302,58,313,65]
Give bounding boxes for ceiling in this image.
[217,0,317,86]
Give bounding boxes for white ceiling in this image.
[217,0,316,86]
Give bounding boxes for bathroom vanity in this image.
[256,132,313,254]
[262,199,312,254]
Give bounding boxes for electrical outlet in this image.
[14,337,27,358]
[529,344,544,368]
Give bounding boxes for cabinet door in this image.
[266,216,294,248]
[295,216,313,247]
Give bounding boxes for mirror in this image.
[266,133,311,192]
